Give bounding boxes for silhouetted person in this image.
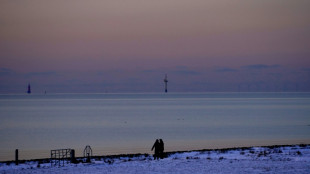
[151,139,160,160]
[159,139,164,159]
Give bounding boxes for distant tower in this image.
[164,74,168,93]
[27,84,31,94]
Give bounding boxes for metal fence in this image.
[50,149,72,167]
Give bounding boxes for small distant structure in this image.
[51,148,74,167]
[84,145,93,162]
[27,84,31,94]
[164,74,168,93]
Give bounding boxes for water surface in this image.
[0,93,310,161]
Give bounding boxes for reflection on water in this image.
[0,93,310,161]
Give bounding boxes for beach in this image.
[1,144,310,174]
[2,1,310,173]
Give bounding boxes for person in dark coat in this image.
[159,139,164,159]
[151,139,160,160]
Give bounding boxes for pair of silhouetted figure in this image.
[151,139,164,160]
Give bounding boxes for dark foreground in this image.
[1,144,310,174]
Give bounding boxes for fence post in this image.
[15,149,19,165]
[70,149,76,163]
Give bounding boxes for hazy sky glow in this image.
[1,0,310,93]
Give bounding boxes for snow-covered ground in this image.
[1,145,310,174]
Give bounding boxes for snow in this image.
[1,145,310,174]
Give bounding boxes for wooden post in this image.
[70,149,76,163]
[15,149,19,165]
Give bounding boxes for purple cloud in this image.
[215,67,238,72]
[242,64,281,70]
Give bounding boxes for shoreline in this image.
[1,143,309,174]
[2,143,308,164]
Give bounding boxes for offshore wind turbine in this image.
[27,83,31,94]
[164,74,168,93]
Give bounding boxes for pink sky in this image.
[0,0,310,93]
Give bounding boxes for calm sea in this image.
[0,92,310,161]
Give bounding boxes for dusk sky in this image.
[1,0,310,93]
